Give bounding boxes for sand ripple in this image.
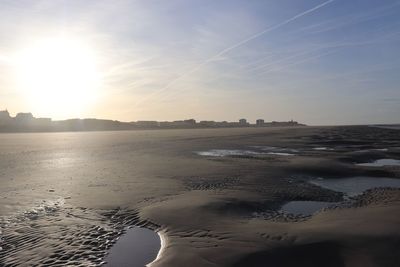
[0,203,159,266]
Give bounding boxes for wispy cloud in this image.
[302,1,400,35]
[134,0,336,105]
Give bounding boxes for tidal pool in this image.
[105,227,161,267]
[310,176,400,196]
[196,149,263,157]
[357,159,400,167]
[281,176,400,215]
[280,201,335,215]
[251,146,298,153]
[196,148,295,157]
[312,147,334,151]
[266,152,295,156]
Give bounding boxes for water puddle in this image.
[195,149,263,157]
[252,146,298,153]
[312,147,334,151]
[105,227,161,267]
[280,176,400,216]
[266,152,295,156]
[356,159,400,167]
[280,201,335,216]
[310,176,400,197]
[196,147,296,157]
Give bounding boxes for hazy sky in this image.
[0,0,399,125]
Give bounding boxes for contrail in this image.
[257,49,339,76]
[247,49,315,72]
[135,0,335,105]
[207,0,335,60]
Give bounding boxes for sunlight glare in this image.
[14,37,101,118]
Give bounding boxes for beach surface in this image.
[1,126,400,266]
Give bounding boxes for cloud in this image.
[134,0,336,106]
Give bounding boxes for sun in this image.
[14,37,101,118]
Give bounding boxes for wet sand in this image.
[1,126,400,266]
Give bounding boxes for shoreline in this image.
[148,230,167,267]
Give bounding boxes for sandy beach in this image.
[1,126,400,266]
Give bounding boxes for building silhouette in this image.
[256,119,264,126]
[239,119,247,125]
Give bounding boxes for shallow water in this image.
[196,149,263,157]
[281,176,400,215]
[251,146,298,153]
[196,147,295,157]
[266,152,295,156]
[310,176,400,196]
[105,227,160,267]
[281,201,335,215]
[357,159,400,167]
[312,147,334,151]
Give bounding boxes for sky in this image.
[0,0,399,125]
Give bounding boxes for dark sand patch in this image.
[184,176,240,191]
[232,242,344,267]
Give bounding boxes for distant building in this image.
[266,120,301,127]
[184,119,196,125]
[199,121,216,127]
[256,119,264,126]
[0,110,12,125]
[0,110,11,120]
[239,119,248,126]
[15,112,34,123]
[218,121,229,127]
[159,121,171,127]
[159,120,187,128]
[134,121,159,128]
[172,120,186,126]
[160,119,197,128]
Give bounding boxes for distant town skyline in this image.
[0,109,304,132]
[0,109,300,125]
[1,0,399,125]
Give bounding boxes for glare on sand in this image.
[14,37,101,117]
